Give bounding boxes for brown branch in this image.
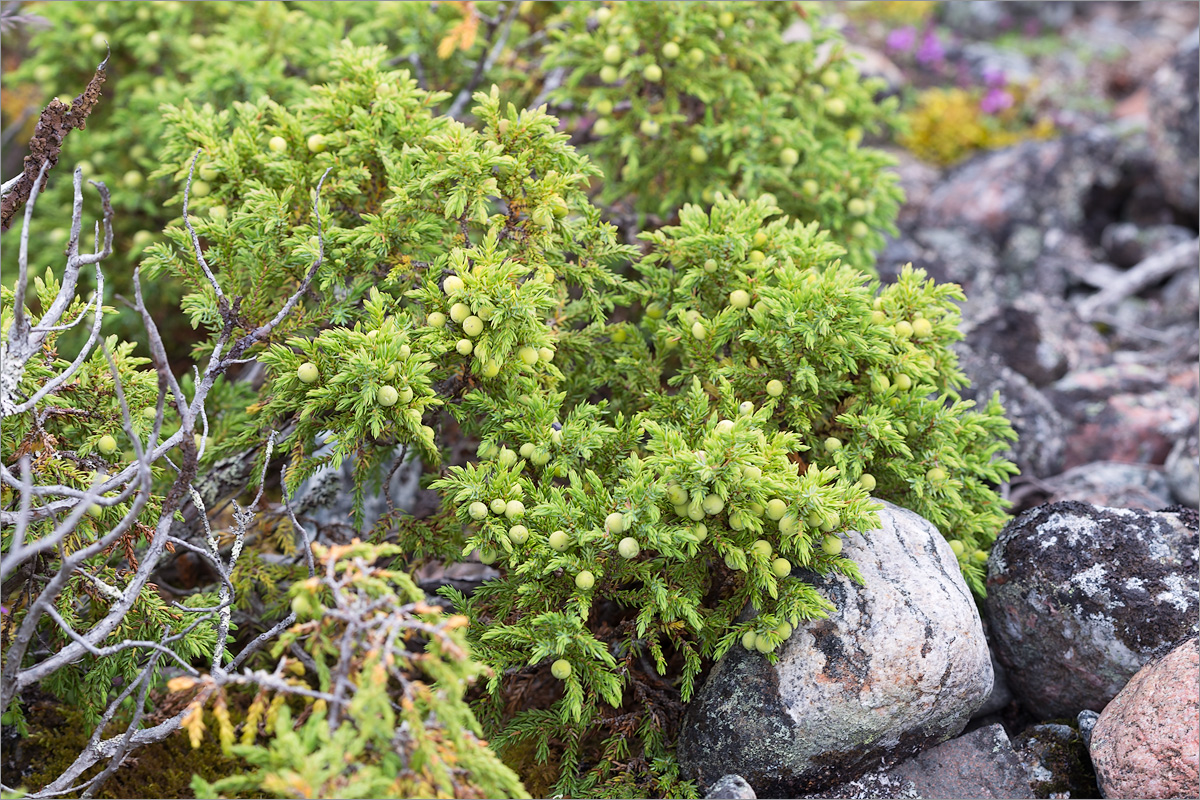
[1,53,109,231]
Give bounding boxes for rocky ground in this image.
[690,3,1198,798]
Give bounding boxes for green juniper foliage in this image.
[543,1,904,270]
[136,41,1014,796]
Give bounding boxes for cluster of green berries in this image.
[425,273,553,376]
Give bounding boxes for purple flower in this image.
[885,26,917,54]
[915,30,945,65]
[0,605,8,615]
[982,67,1007,89]
[980,88,1014,114]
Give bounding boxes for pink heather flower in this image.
[980,88,1015,114]
[982,67,1008,89]
[885,26,917,54]
[915,30,945,65]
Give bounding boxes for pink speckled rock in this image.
[1091,636,1199,799]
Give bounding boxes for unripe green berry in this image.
[551,659,572,680]
[704,258,718,273]
[971,549,989,564]
[599,65,619,83]
[949,539,965,557]
[297,362,319,383]
[449,303,471,324]
[821,535,843,556]
[694,523,707,541]
[456,338,473,356]
[847,198,867,216]
[518,346,539,366]
[742,631,758,651]
[772,557,792,578]
[662,41,681,59]
[307,133,326,153]
[751,540,772,559]
[674,504,690,519]
[640,118,660,137]
[766,499,788,520]
[593,118,614,136]
[851,221,870,238]
[468,501,488,520]
[780,147,799,166]
[538,347,555,363]
[377,385,399,407]
[462,316,484,337]
[728,513,746,531]
[603,43,622,64]
[618,537,640,559]
[481,361,501,378]
[645,302,665,320]
[519,443,536,459]
[766,379,785,397]
[97,435,118,456]
[803,179,820,197]
[595,98,614,116]
[443,275,465,295]
[776,622,793,640]
[859,473,877,492]
[605,512,625,534]
[575,570,595,590]
[479,549,497,565]
[667,485,688,505]
[927,467,947,485]
[427,312,446,328]
[778,515,799,536]
[729,289,751,309]
[702,494,725,516]
[739,401,755,416]
[508,524,529,545]
[642,63,662,82]
[690,145,709,164]
[894,320,914,339]
[549,530,570,551]
[871,310,889,325]
[531,449,551,467]
[824,436,843,452]
[755,635,775,653]
[490,498,508,516]
[691,321,707,340]
[749,249,765,263]
[871,373,890,393]
[505,499,525,519]
[825,97,847,116]
[268,136,288,153]
[742,465,762,481]
[912,318,933,339]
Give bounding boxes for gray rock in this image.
[887,724,1035,800]
[939,1,1079,38]
[679,502,992,796]
[1100,222,1195,269]
[1147,31,1200,216]
[293,443,423,536]
[1076,710,1101,751]
[1040,461,1174,511]
[705,774,757,800]
[985,502,1200,718]
[953,342,1066,479]
[1165,430,1200,508]
[1012,723,1100,799]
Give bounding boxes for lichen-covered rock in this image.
[704,774,758,800]
[887,724,1035,800]
[1147,33,1200,216]
[679,502,992,797]
[1012,723,1099,799]
[985,502,1199,718]
[1166,431,1200,508]
[1091,636,1200,799]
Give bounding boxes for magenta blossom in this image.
[885,26,917,54]
[980,88,1015,114]
[915,30,945,65]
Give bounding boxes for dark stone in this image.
[985,501,1200,718]
[953,343,1065,479]
[1166,430,1200,508]
[1147,31,1200,216]
[1076,710,1101,751]
[1012,723,1100,799]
